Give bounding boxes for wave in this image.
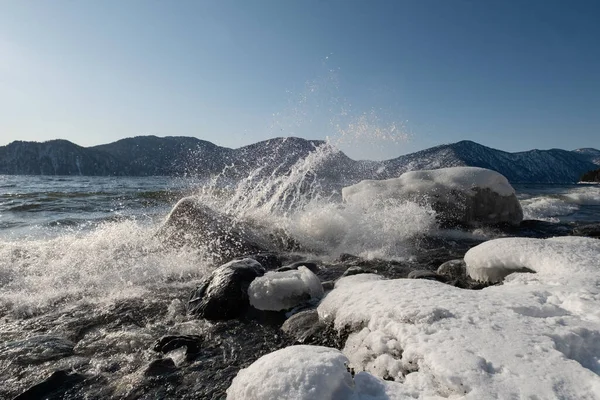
[563,186,600,205]
[0,220,209,318]
[521,196,579,222]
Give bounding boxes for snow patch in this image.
[342,167,516,205]
[316,236,600,399]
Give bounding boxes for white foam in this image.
[0,220,208,317]
[248,266,324,311]
[564,186,600,205]
[317,236,600,399]
[520,195,579,221]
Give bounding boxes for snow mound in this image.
[317,236,600,399]
[248,266,324,311]
[226,345,355,400]
[465,236,600,284]
[342,167,522,226]
[342,167,516,202]
[227,345,413,400]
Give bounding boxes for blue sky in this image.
[1,0,598,160]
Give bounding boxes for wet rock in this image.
[13,370,85,400]
[144,358,177,377]
[407,270,446,282]
[437,259,467,279]
[322,280,335,291]
[281,310,324,344]
[245,252,283,270]
[187,258,265,320]
[572,223,600,238]
[342,266,367,277]
[278,261,320,274]
[158,197,268,261]
[281,310,346,348]
[153,335,203,356]
[0,335,75,365]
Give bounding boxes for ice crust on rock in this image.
[342,167,523,226]
[226,345,355,400]
[342,167,516,201]
[316,237,600,399]
[226,345,412,400]
[248,266,324,311]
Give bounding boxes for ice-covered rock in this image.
[342,167,523,226]
[226,345,355,400]
[248,266,324,311]
[316,237,600,399]
[227,345,410,400]
[187,258,265,320]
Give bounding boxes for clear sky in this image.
[1,0,599,160]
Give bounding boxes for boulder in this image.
[187,258,265,320]
[281,310,325,343]
[343,167,523,227]
[158,197,268,261]
[13,370,85,400]
[437,259,467,279]
[153,335,203,357]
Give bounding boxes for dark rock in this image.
[280,310,347,348]
[153,335,203,357]
[13,370,85,400]
[280,261,320,274]
[572,223,600,239]
[437,259,467,279]
[158,197,268,261]
[336,253,362,263]
[245,253,283,270]
[342,266,367,277]
[407,270,446,282]
[322,280,335,291]
[281,310,324,344]
[187,258,265,320]
[0,335,75,365]
[144,358,177,377]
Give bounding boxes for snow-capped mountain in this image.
[379,140,600,183]
[0,137,598,183]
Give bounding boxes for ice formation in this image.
[342,167,523,226]
[226,345,356,400]
[313,237,600,399]
[248,266,324,311]
[342,167,516,203]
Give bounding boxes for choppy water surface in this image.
[0,169,599,399]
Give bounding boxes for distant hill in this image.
[379,140,600,183]
[0,136,598,183]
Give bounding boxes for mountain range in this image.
[0,136,598,184]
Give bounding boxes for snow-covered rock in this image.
[226,346,356,400]
[316,237,600,399]
[343,167,523,226]
[248,266,324,311]
[227,345,412,400]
